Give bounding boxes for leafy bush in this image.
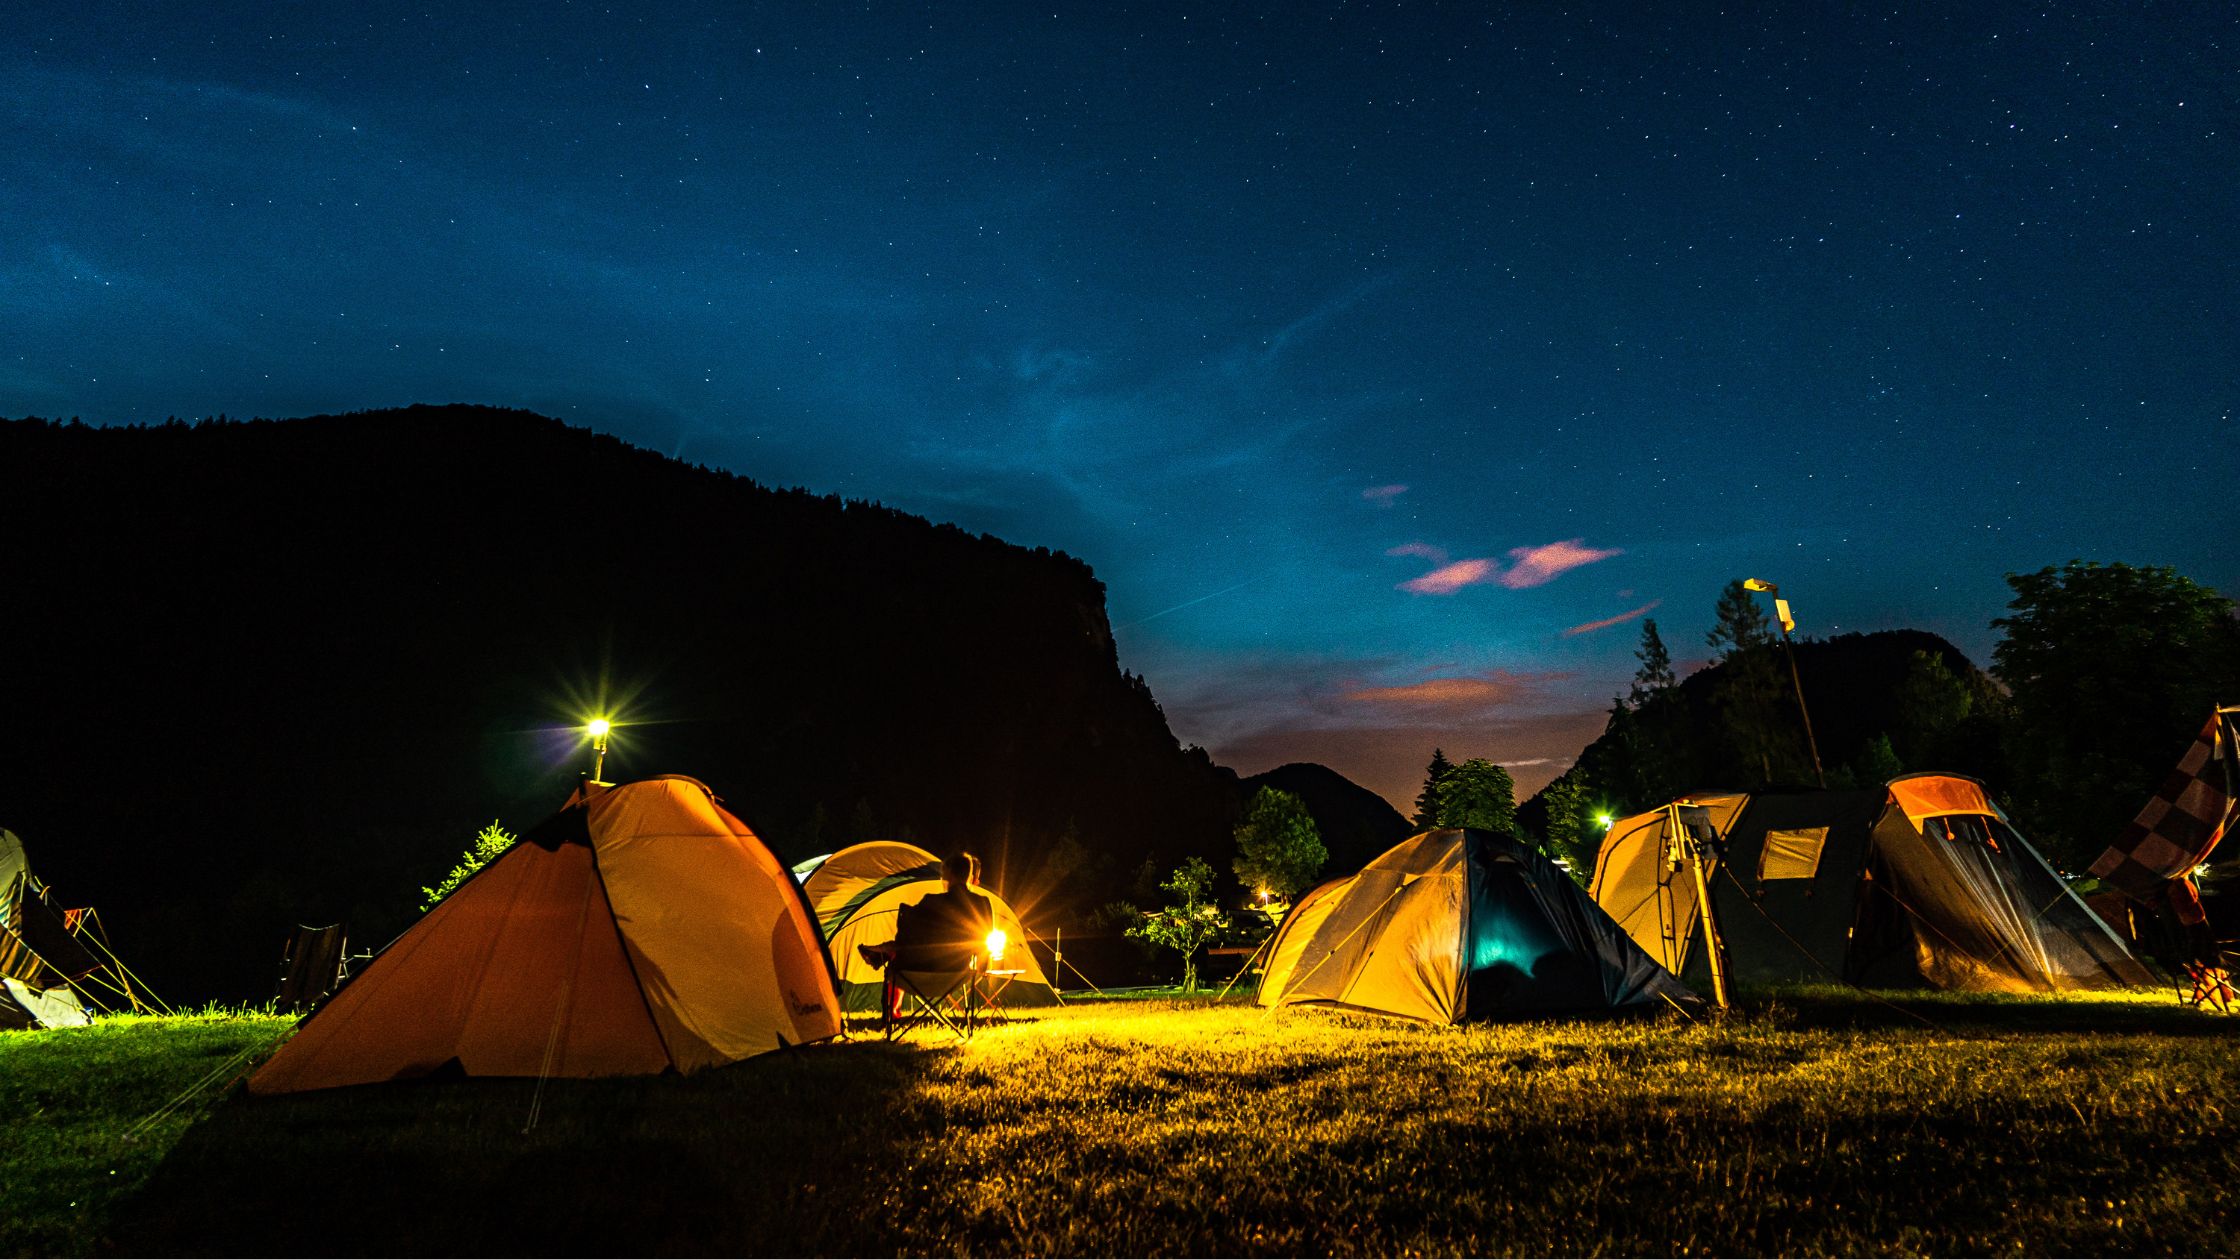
[420,820,516,910]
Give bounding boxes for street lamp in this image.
[587,717,612,784]
[1741,578,1825,788]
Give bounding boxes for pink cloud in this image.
[1497,538,1624,589]
[1385,541,1449,564]
[1344,676,1525,707]
[1361,484,1409,507]
[1400,558,1498,594]
[1562,599,1663,638]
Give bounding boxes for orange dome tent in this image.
[250,776,842,1095]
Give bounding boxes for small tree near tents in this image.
[1233,787,1327,902]
[421,820,516,911]
[1126,857,1231,993]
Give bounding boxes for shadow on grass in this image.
[109,1035,945,1257]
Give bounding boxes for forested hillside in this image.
[1,407,1244,1000]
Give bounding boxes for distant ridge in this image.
[1241,762,1414,879]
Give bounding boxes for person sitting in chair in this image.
[857,852,994,1015]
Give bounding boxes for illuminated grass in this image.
[25,993,2240,1255]
[0,1011,293,1257]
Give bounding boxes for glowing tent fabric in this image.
[1258,829,1690,1024]
[794,841,1054,1010]
[1586,794,1750,977]
[250,776,843,1095]
[1590,774,2155,992]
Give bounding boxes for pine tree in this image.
[1412,747,1454,829]
[1706,580,1774,659]
[1631,618,1677,705]
[1705,581,1791,785]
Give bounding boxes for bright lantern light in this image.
[1595,812,1616,830]
[984,928,1008,963]
[587,718,611,739]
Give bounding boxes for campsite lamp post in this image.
[587,717,612,785]
[1741,578,1826,789]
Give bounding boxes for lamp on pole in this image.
[587,717,612,785]
[1741,578,1825,788]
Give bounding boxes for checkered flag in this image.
[2090,710,2238,925]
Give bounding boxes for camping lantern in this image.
[1740,577,1826,788]
[984,927,1008,964]
[587,717,612,784]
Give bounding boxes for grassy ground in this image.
[0,1011,293,1257]
[6,991,2237,1256]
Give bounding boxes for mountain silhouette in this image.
[5,405,1270,1001]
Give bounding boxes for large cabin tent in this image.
[792,840,1054,1010]
[1258,828,1691,1023]
[1590,773,2154,992]
[251,776,843,1094]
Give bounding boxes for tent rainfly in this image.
[250,776,843,1094]
[792,841,1055,1010]
[1590,773,2156,992]
[1258,828,1691,1023]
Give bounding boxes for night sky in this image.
[9,3,2235,809]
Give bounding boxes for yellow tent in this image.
[250,776,842,1094]
[794,840,1053,1010]
[1260,829,1689,1023]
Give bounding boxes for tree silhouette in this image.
[1992,560,2240,867]
[1232,787,1327,901]
[1433,758,1518,833]
[1631,618,1677,705]
[1412,747,1454,829]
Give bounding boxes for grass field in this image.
[5,991,2238,1256]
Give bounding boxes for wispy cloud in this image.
[1344,674,1531,709]
[1400,558,1498,595]
[1392,537,1623,594]
[1340,668,1577,724]
[1499,539,1624,589]
[1385,541,1447,564]
[1361,483,1409,507]
[1562,599,1663,638]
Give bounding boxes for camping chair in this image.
[883,942,987,1042]
[2180,949,2237,1014]
[276,924,349,1013]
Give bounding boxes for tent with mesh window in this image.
[1257,828,1691,1023]
[791,840,1055,1011]
[1589,773,2155,992]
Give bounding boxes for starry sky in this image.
[8,3,2235,810]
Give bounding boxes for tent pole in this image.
[1670,802,1730,1010]
[1215,932,1274,1001]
